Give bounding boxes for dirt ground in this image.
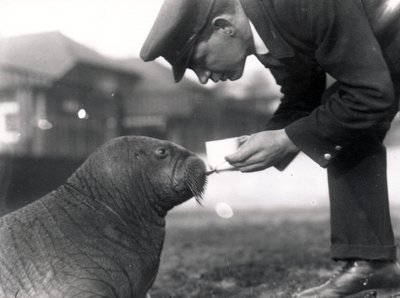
[149,207,400,298]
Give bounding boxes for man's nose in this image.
[195,69,211,84]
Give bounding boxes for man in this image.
[140,0,400,296]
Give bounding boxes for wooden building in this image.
[0,31,139,159]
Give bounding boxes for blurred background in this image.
[0,0,399,217]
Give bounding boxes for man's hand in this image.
[225,130,299,172]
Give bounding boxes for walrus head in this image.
[128,136,207,209]
[69,136,207,217]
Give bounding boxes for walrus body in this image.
[0,136,207,298]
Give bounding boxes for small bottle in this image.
[206,161,236,175]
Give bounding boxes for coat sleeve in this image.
[283,0,395,167]
[264,60,326,170]
[265,63,326,131]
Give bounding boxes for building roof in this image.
[0,31,136,79]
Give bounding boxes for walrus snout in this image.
[171,153,207,202]
[184,155,207,204]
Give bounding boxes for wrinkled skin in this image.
[0,136,207,298]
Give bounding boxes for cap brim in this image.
[171,45,195,82]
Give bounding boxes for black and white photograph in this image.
[1,0,400,297]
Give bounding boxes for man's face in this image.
[189,28,250,84]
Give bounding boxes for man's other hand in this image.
[225,130,299,172]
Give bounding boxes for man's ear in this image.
[212,16,236,36]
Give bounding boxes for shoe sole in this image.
[346,288,400,298]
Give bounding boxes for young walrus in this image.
[0,136,207,298]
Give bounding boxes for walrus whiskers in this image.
[186,179,205,205]
[185,165,206,204]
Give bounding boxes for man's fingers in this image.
[225,146,254,163]
[228,151,273,169]
[228,154,261,167]
[236,161,273,172]
[238,135,249,145]
[225,135,251,163]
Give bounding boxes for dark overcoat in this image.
[240,0,400,167]
[239,0,400,260]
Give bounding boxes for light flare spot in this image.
[38,119,53,130]
[215,202,234,219]
[78,109,89,119]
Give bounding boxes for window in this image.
[0,101,21,144]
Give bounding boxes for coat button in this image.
[335,145,342,151]
[324,153,332,160]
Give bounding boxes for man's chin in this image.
[229,72,243,81]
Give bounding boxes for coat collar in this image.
[249,21,269,55]
[240,0,295,59]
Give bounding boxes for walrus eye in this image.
[155,147,168,159]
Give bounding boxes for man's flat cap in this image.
[140,0,215,82]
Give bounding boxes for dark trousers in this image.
[327,75,400,261]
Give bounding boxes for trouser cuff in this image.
[331,244,397,261]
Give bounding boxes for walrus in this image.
[0,136,207,298]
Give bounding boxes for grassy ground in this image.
[149,207,400,298]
